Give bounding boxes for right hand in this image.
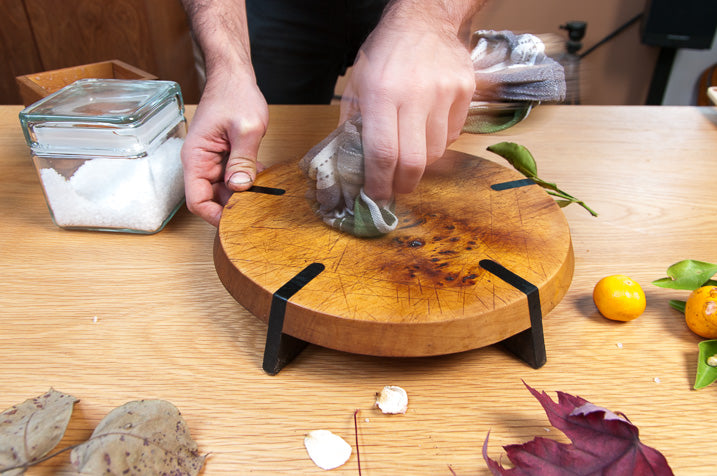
[338,11,475,205]
[180,70,269,227]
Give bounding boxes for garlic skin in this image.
[304,430,352,470]
[375,385,408,414]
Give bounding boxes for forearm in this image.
[381,0,486,40]
[181,0,253,80]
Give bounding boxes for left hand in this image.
[180,69,269,227]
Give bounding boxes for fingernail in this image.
[228,172,252,185]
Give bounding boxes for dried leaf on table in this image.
[70,399,205,476]
[483,382,673,475]
[0,388,78,475]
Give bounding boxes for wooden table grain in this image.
[1,104,716,475]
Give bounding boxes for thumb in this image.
[224,116,266,192]
[225,154,257,192]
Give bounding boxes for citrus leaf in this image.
[487,142,598,217]
[483,382,674,475]
[70,400,205,476]
[694,340,717,390]
[652,278,676,288]
[533,177,560,193]
[487,142,538,177]
[668,300,686,313]
[652,260,717,290]
[0,389,78,475]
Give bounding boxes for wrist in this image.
[382,0,484,37]
[203,53,256,88]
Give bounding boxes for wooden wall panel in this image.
[143,0,201,103]
[1,0,663,106]
[25,0,153,71]
[0,0,44,104]
[1,0,199,104]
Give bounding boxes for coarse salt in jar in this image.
[19,78,187,234]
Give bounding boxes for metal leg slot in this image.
[480,259,546,369]
[262,262,325,375]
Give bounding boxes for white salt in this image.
[40,137,185,233]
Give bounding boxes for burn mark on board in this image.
[386,215,486,287]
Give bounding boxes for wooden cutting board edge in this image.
[213,150,576,357]
[214,236,574,357]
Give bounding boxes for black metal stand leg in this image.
[262,263,325,375]
[479,259,546,369]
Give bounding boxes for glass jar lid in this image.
[19,79,185,158]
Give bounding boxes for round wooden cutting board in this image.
[214,150,574,357]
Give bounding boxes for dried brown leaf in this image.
[70,399,205,476]
[0,389,78,475]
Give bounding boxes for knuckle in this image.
[185,200,201,216]
[365,90,396,112]
[446,131,461,145]
[427,142,447,161]
[433,75,455,94]
[227,155,255,167]
[366,144,399,170]
[236,115,268,139]
[400,151,426,170]
[459,73,477,97]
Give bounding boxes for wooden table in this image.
[2,104,716,475]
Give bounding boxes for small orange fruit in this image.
[593,275,646,321]
[685,286,717,338]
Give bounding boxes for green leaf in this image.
[652,260,717,290]
[533,177,561,193]
[694,340,717,390]
[487,142,598,217]
[668,300,686,313]
[487,142,538,177]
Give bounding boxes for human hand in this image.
[180,72,269,227]
[339,15,476,203]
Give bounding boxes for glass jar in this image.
[19,78,187,234]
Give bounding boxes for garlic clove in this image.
[304,429,352,470]
[375,385,408,414]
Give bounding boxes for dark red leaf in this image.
[483,382,673,475]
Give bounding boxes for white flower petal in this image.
[304,430,352,470]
